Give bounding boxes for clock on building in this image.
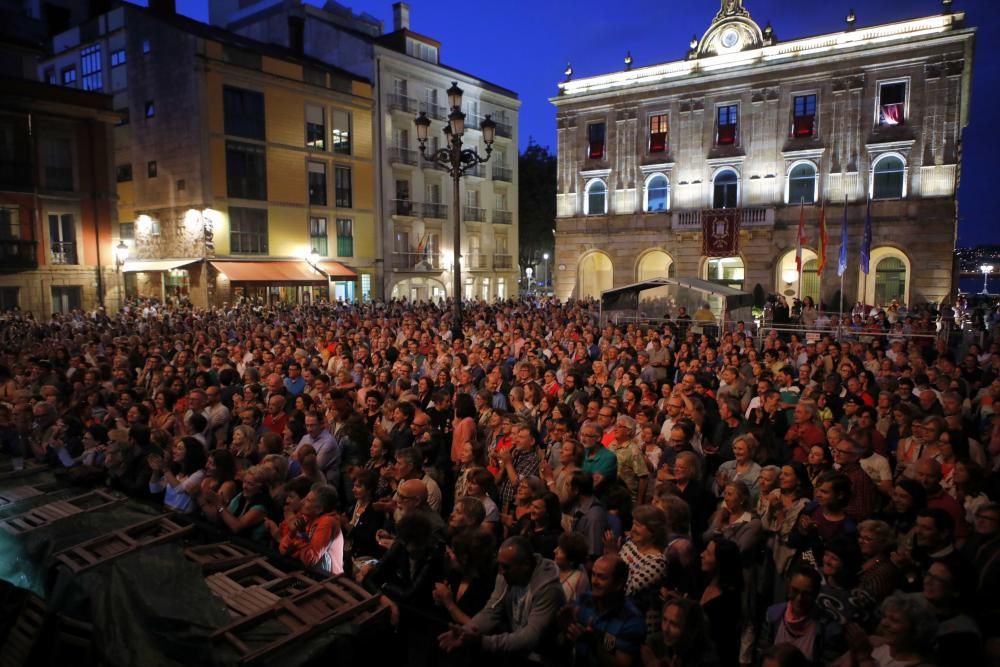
[721,28,740,49]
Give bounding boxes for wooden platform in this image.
[184,542,259,573]
[0,489,120,534]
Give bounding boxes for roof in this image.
[0,76,118,122]
[120,1,371,86]
[601,277,753,310]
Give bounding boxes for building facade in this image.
[39,1,377,307]
[0,77,119,314]
[552,1,974,310]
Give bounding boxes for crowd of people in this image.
[1,294,999,667]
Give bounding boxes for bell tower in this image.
[690,0,769,59]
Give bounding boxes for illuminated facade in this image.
[39,2,377,307]
[552,1,974,309]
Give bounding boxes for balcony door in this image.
[48,213,77,264]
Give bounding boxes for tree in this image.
[518,138,557,275]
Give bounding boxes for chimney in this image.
[148,0,176,16]
[392,2,409,31]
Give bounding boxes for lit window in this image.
[332,110,351,155]
[644,174,669,212]
[142,39,151,54]
[872,155,905,199]
[306,105,325,150]
[336,218,353,256]
[80,44,102,91]
[792,94,816,137]
[649,114,668,153]
[787,163,817,204]
[61,67,76,86]
[110,49,126,67]
[309,216,328,255]
[587,123,606,160]
[717,105,738,145]
[878,82,906,126]
[145,100,155,118]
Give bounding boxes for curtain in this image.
[880,104,903,126]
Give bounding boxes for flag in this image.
[415,233,427,254]
[837,195,848,277]
[795,198,806,273]
[860,197,872,274]
[817,199,828,274]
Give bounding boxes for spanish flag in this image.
[817,199,828,274]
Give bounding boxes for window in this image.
[51,286,81,313]
[48,213,76,264]
[147,160,157,178]
[717,105,738,145]
[80,44,102,91]
[706,256,745,290]
[226,141,267,200]
[305,105,325,149]
[142,39,151,54]
[308,161,327,206]
[120,222,134,241]
[116,164,132,182]
[332,110,351,155]
[713,169,739,208]
[223,86,265,140]
[0,207,19,239]
[335,166,352,208]
[587,123,606,160]
[878,81,906,126]
[360,273,371,301]
[144,100,155,118]
[644,174,669,212]
[309,216,328,255]
[40,136,73,190]
[150,219,161,236]
[787,162,817,204]
[229,207,268,254]
[111,49,126,67]
[405,38,438,63]
[872,155,905,199]
[61,66,76,86]
[793,94,816,137]
[336,218,353,256]
[875,256,907,304]
[584,179,607,215]
[649,114,668,153]
[44,68,56,84]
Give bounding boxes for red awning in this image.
[318,260,357,279]
[210,261,328,283]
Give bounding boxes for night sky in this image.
[171,0,997,246]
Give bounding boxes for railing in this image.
[492,165,512,182]
[420,101,448,120]
[464,164,484,178]
[422,202,448,219]
[493,209,513,224]
[495,121,512,138]
[671,207,772,230]
[463,206,486,222]
[464,113,482,130]
[388,93,418,113]
[422,156,447,172]
[388,146,417,166]
[0,239,38,270]
[467,253,488,269]
[392,199,416,216]
[393,252,441,270]
[493,254,513,269]
[50,241,77,265]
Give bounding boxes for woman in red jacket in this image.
[278,483,344,575]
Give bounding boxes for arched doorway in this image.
[636,250,675,282]
[578,251,613,299]
[704,256,744,291]
[390,277,447,302]
[776,249,819,304]
[859,248,910,306]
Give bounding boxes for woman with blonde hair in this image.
[229,424,257,460]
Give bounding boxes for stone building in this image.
[39,0,377,307]
[551,1,974,310]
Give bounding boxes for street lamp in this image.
[981,264,994,295]
[415,81,496,338]
[543,252,550,291]
[525,266,533,295]
[114,240,129,272]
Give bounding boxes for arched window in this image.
[787,162,817,204]
[705,256,744,290]
[874,256,906,305]
[644,174,669,212]
[584,179,607,215]
[713,169,739,209]
[872,155,905,199]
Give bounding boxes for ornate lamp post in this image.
[114,240,129,309]
[414,81,496,337]
[981,264,994,295]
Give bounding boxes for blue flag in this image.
[860,197,872,275]
[837,195,848,277]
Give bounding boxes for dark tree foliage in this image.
[518,138,557,271]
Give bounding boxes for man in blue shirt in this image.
[283,362,306,397]
[561,554,646,667]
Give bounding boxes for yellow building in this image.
[41,3,378,306]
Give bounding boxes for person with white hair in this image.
[608,414,650,504]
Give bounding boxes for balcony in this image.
[464,164,485,179]
[0,160,33,191]
[493,209,513,225]
[421,156,448,172]
[389,146,418,166]
[492,165,512,182]
[420,101,448,121]
[388,93,418,114]
[467,253,488,270]
[495,120,512,138]
[671,207,773,230]
[0,239,38,271]
[463,206,486,222]
[50,241,77,265]
[393,252,441,271]
[422,202,448,219]
[392,199,417,216]
[493,254,513,269]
